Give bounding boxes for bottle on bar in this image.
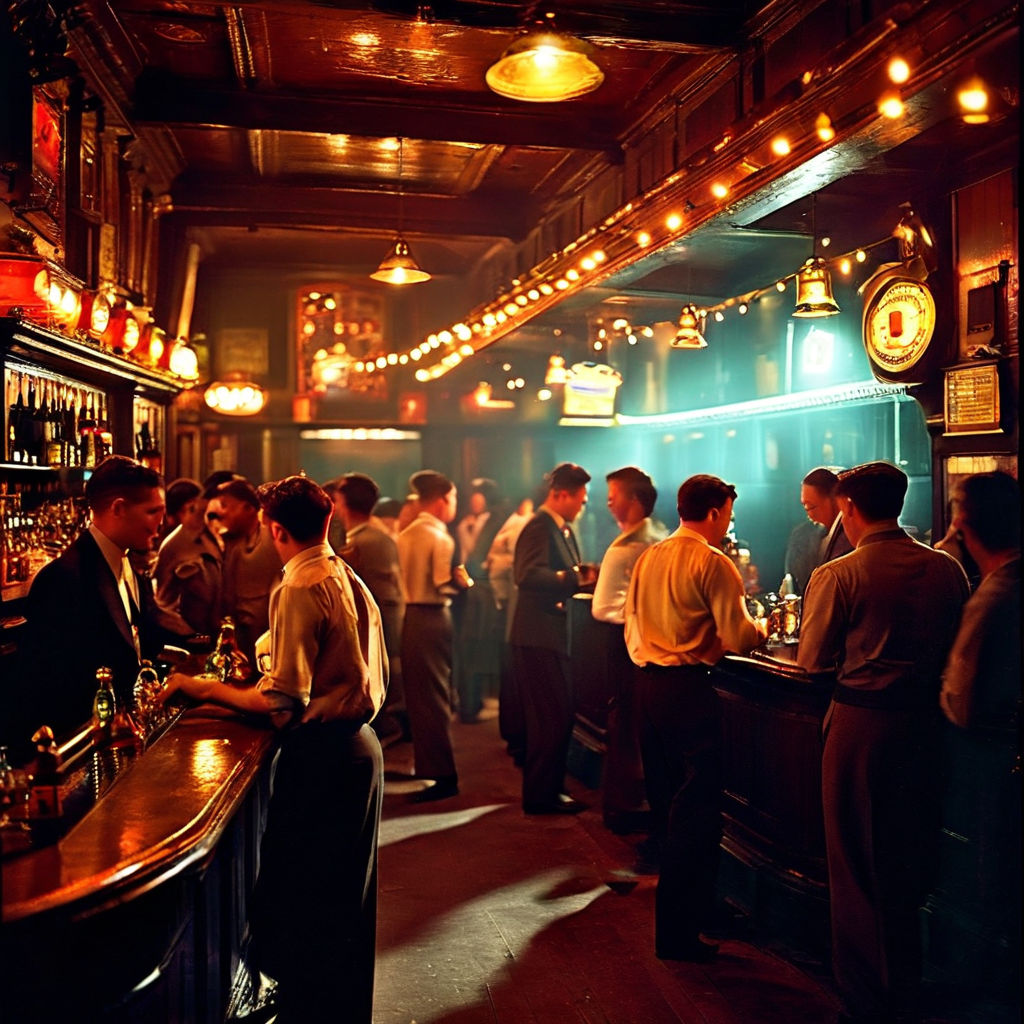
[92,666,117,736]
[132,659,163,741]
[205,617,238,683]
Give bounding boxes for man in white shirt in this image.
[625,474,765,962]
[397,470,471,801]
[590,466,665,833]
[162,475,386,1023]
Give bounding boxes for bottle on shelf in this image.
[79,392,96,468]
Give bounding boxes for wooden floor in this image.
[373,704,842,1024]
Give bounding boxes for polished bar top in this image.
[2,705,274,923]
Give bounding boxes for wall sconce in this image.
[204,376,268,416]
[792,258,840,317]
[77,290,112,340]
[486,16,603,102]
[102,303,141,355]
[0,254,50,321]
[168,338,200,381]
[136,323,166,367]
[672,305,708,348]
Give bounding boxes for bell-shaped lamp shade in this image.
[793,258,841,317]
[672,305,708,349]
[370,236,431,285]
[486,30,604,102]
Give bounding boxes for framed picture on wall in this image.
[28,86,63,243]
[217,327,270,377]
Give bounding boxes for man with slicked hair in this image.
[801,466,853,567]
[397,470,471,801]
[509,462,596,815]
[161,474,386,1024]
[799,461,969,1024]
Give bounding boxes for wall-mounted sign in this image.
[862,273,936,375]
[944,362,1001,435]
[563,362,622,419]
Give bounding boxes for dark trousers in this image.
[498,639,525,758]
[512,644,574,807]
[401,605,457,780]
[602,627,648,826]
[823,702,941,1022]
[636,664,722,952]
[248,722,383,1024]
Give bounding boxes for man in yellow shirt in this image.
[625,474,765,962]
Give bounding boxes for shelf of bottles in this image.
[133,396,163,473]
[4,363,112,471]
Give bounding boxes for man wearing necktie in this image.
[508,462,597,815]
[22,455,185,738]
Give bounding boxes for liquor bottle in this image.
[79,392,96,468]
[28,725,63,820]
[7,371,24,463]
[92,666,117,734]
[26,375,41,466]
[204,617,238,682]
[44,381,63,467]
[95,394,111,461]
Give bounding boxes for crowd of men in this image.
[15,453,1019,1024]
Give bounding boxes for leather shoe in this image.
[523,794,587,815]
[655,937,720,963]
[408,777,459,803]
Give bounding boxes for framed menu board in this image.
[944,362,1001,434]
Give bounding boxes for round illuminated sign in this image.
[862,276,936,373]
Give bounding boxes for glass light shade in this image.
[793,259,840,317]
[77,290,112,338]
[370,237,431,284]
[204,380,268,416]
[0,255,50,320]
[486,31,604,102]
[137,324,166,366]
[671,306,708,349]
[168,340,199,380]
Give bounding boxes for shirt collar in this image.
[89,522,129,579]
[671,522,711,546]
[282,542,333,580]
[540,504,566,530]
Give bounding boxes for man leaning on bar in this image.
[798,461,969,1024]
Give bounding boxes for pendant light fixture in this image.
[793,196,840,318]
[672,305,708,348]
[371,138,431,285]
[486,12,603,103]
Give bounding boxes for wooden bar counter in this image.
[1,705,275,1022]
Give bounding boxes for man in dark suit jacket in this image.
[23,456,183,738]
[508,462,597,814]
[801,466,854,568]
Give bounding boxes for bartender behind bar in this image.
[20,455,185,739]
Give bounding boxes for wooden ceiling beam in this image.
[167,180,532,239]
[131,70,624,154]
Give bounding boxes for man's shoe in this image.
[655,937,720,963]
[408,777,459,803]
[523,794,587,815]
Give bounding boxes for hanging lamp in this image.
[486,14,603,103]
[672,305,708,348]
[793,196,840,318]
[371,138,431,284]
